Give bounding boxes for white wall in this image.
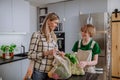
[0,4,37,54]
[108,0,120,12]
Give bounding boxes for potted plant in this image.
[0,45,9,59]
[9,44,16,58]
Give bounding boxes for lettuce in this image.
[65,53,78,64]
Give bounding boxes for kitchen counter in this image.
[46,72,102,80]
[67,73,100,80]
[0,55,105,80]
[0,53,28,65]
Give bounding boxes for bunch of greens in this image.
[9,44,16,53]
[0,44,16,53]
[65,53,78,64]
[0,45,9,53]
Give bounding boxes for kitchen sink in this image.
[14,53,28,57]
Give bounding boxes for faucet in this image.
[21,45,25,54]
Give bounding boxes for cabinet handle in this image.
[116,45,117,49]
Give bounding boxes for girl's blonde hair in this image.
[81,24,96,37]
[41,12,59,42]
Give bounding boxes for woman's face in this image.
[48,19,59,31]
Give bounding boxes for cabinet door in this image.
[112,22,120,77]
[47,2,65,29]
[21,59,30,79]
[0,0,12,32]
[0,61,21,80]
[12,0,30,32]
[0,65,5,79]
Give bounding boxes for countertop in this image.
[0,55,105,80]
[0,53,28,65]
[46,72,101,80]
[67,72,100,80]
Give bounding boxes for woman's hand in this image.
[59,51,65,57]
[44,49,57,56]
[79,61,88,68]
[49,49,57,55]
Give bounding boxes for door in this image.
[112,13,120,80]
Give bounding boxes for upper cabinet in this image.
[0,0,12,32]
[47,2,65,32]
[12,0,30,32]
[0,0,30,33]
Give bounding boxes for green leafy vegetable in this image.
[0,44,16,53]
[65,53,78,64]
[9,44,16,53]
[0,45,9,53]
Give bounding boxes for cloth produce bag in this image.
[48,54,71,79]
[68,53,85,75]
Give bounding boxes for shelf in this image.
[0,32,27,35]
[57,38,64,40]
[37,7,48,30]
[39,14,47,17]
[54,31,65,33]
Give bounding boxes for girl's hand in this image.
[79,61,88,68]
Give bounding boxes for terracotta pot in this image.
[9,52,14,58]
[2,53,6,59]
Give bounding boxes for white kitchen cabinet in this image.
[12,0,30,32]
[0,61,21,80]
[0,65,5,79]
[47,2,65,31]
[0,0,30,32]
[0,0,13,32]
[21,59,30,79]
[0,59,30,80]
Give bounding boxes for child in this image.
[72,24,101,73]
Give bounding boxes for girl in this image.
[72,24,101,72]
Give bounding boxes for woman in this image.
[27,12,64,80]
[72,24,101,72]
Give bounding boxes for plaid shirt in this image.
[28,31,58,73]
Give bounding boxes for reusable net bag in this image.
[48,54,71,79]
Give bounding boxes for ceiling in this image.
[26,0,73,7]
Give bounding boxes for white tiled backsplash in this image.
[0,33,31,54]
[14,45,23,54]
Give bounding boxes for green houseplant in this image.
[0,44,16,59]
[9,44,16,58]
[0,45,9,59]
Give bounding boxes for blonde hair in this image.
[41,12,59,42]
[81,24,96,37]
